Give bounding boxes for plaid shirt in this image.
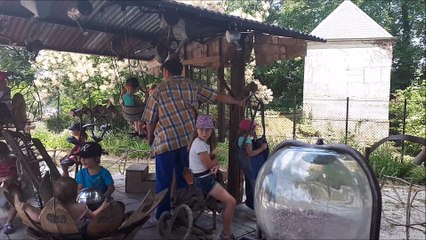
[142,76,217,154]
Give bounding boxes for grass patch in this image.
[101,130,151,158]
[32,122,151,158]
[31,122,73,149]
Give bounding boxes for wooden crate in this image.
[125,163,149,193]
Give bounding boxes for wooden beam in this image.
[217,66,226,142]
[227,46,245,202]
[181,56,220,67]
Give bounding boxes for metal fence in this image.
[206,97,425,151]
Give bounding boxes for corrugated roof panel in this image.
[0,0,324,61]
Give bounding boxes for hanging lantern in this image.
[254,140,381,240]
[225,22,242,51]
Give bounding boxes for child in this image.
[0,142,20,234]
[189,115,236,240]
[237,119,268,210]
[22,176,110,230]
[119,77,146,139]
[60,122,88,177]
[75,142,115,199]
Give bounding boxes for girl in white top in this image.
[189,115,236,240]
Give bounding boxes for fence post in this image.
[400,97,407,162]
[292,96,297,140]
[345,97,349,144]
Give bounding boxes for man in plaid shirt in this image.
[142,58,246,220]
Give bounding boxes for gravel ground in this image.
[380,183,425,240]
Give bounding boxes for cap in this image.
[76,142,103,158]
[239,119,258,132]
[195,115,215,129]
[68,122,85,132]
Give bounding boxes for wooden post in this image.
[217,66,225,142]
[228,48,245,202]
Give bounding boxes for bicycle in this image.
[69,106,112,143]
[65,106,113,177]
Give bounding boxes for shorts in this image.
[194,174,217,195]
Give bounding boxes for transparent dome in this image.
[254,146,373,240]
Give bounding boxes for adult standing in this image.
[142,58,246,220]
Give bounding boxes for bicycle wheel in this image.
[91,115,111,142]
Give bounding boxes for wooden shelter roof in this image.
[0,0,324,64]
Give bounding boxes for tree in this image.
[389,80,426,154]
[0,46,40,118]
[33,51,161,113]
[0,46,35,84]
[225,0,425,110]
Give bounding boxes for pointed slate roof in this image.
[311,0,393,40]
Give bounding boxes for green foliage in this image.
[389,81,426,154]
[215,141,230,167]
[31,123,73,150]
[32,124,151,158]
[0,46,35,84]
[406,167,426,185]
[0,46,42,119]
[389,81,426,135]
[226,0,425,107]
[44,113,74,133]
[254,59,304,111]
[101,131,151,158]
[369,143,414,179]
[297,123,320,138]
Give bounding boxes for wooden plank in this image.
[181,56,220,67]
[254,34,307,66]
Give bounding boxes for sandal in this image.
[3,224,14,234]
[220,231,235,240]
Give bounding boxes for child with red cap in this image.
[237,118,268,209]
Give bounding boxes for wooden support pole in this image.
[227,49,245,202]
[217,66,226,142]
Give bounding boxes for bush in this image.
[406,167,426,185]
[297,123,320,137]
[32,123,73,149]
[369,143,414,178]
[216,141,229,167]
[44,113,74,133]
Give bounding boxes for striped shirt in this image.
[142,76,217,154]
